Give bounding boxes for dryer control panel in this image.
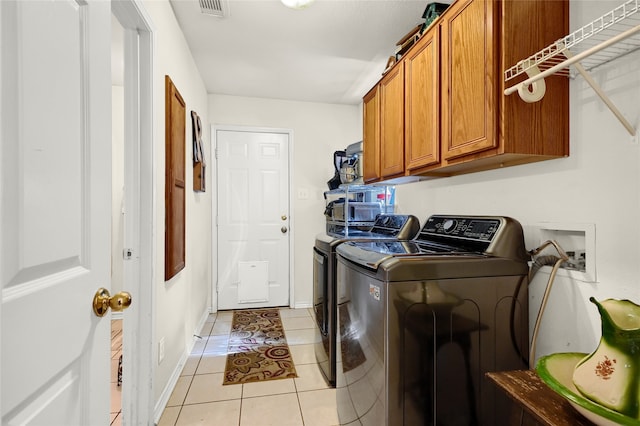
[421,216,501,242]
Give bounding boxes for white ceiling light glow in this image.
[280,0,314,10]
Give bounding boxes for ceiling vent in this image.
[199,0,228,17]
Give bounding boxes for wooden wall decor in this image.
[191,110,206,192]
[165,75,186,281]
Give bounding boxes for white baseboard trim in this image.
[293,302,312,309]
[153,308,212,423]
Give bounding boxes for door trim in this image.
[211,124,295,311]
[111,1,155,424]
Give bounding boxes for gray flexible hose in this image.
[527,240,570,369]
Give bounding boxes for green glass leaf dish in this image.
[537,352,640,426]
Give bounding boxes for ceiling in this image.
[168,0,435,105]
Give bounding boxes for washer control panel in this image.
[422,216,501,242]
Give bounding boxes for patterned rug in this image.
[223,308,298,385]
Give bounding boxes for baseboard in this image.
[153,308,212,423]
[293,302,312,309]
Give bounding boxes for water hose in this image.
[527,240,570,369]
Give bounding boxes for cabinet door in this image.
[379,62,405,178]
[441,0,496,160]
[404,28,440,171]
[363,86,380,183]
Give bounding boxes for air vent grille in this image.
[199,0,227,17]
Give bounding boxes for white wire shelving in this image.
[504,0,640,136]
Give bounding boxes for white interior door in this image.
[1,1,113,424]
[216,129,290,310]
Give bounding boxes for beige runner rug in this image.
[223,308,298,385]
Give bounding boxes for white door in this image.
[216,129,291,310]
[1,1,113,424]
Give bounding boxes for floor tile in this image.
[284,328,318,346]
[198,322,214,337]
[242,378,296,398]
[294,363,330,392]
[211,320,232,336]
[111,319,122,420]
[158,308,342,426]
[279,308,311,318]
[240,393,303,426]
[177,399,241,426]
[215,311,234,321]
[111,358,120,383]
[110,382,122,414]
[298,388,339,426]
[202,335,230,356]
[281,315,315,330]
[167,376,193,407]
[289,343,316,365]
[157,406,181,426]
[110,411,122,426]
[184,372,242,404]
[195,354,226,375]
[181,355,200,376]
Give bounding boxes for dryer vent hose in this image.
[527,240,569,369]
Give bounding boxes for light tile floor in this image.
[158,308,339,426]
[111,319,123,426]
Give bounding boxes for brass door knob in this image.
[281,215,287,220]
[93,288,132,317]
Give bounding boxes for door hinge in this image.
[123,248,133,260]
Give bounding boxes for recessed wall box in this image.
[533,222,596,283]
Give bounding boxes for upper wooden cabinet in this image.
[441,0,496,161]
[379,61,405,179]
[363,86,380,182]
[362,0,569,180]
[404,26,440,173]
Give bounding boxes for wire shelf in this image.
[505,0,640,82]
[504,0,639,136]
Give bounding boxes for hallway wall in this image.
[141,0,212,408]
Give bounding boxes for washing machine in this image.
[313,214,420,387]
[335,215,530,425]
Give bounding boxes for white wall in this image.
[394,1,640,365]
[208,95,361,307]
[141,0,212,406]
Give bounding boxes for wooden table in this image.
[486,370,594,425]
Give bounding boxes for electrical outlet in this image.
[158,337,165,364]
[297,188,309,200]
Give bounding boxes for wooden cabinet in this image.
[379,61,405,179]
[440,0,496,161]
[404,26,440,173]
[362,0,569,180]
[363,61,405,183]
[435,0,569,175]
[363,86,380,182]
